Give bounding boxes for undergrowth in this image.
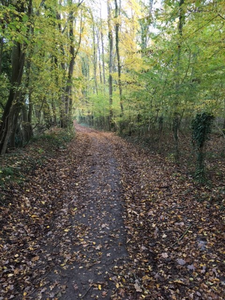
[0,127,75,199]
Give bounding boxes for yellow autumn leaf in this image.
[142,275,152,281]
[31,256,40,262]
[173,279,185,285]
[98,284,101,290]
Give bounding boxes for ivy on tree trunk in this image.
[192,112,214,182]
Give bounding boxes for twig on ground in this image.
[171,224,192,248]
[81,285,93,299]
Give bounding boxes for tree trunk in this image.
[22,104,33,145]
[97,30,102,85]
[173,0,185,163]
[51,97,57,126]
[223,98,225,133]
[64,7,75,126]
[172,112,180,162]
[27,95,33,140]
[0,43,25,154]
[114,0,124,116]
[100,19,106,86]
[0,0,33,154]
[22,36,34,144]
[0,36,3,74]
[107,0,113,130]
[92,18,98,94]
[61,2,83,128]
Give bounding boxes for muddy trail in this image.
[0,124,224,300]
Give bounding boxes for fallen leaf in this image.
[134,281,142,292]
[177,258,186,266]
[162,252,169,258]
[31,256,40,262]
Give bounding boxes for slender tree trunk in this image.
[114,0,124,116]
[57,0,67,128]
[9,100,22,149]
[22,103,33,145]
[97,30,102,85]
[173,0,185,162]
[92,20,98,94]
[0,36,3,74]
[223,98,225,132]
[107,0,113,130]
[101,31,106,86]
[51,97,57,126]
[61,2,83,128]
[57,34,65,127]
[22,35,34,143]
[100,12,106,86]
[27,93,33,137]
[65,7,75,121]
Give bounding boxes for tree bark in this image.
[173,0,185,163]
[61,1,83,128]
[0,0,33,154]
[114,0,124,116]
[0,36,3,74]
[0,43,25,154]
[100,12,106,86]
[97,30,102,85]
[92,19,98,94]
[107,0,113,130]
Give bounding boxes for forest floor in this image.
[0,123,224,300]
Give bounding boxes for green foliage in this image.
[32,128,75,150]
[192,112,214,149]
[0,0,85,154]
[0,166,14,177]
[0,127,74,191]
[0,166,22,188]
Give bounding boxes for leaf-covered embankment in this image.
[113,137,225,299]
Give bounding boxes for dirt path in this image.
[30,124,129,299]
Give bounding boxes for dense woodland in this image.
[0,1,225,299]
[0,0,225,177]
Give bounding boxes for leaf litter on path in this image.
[0,123,224,300]
[0,125,129,299]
